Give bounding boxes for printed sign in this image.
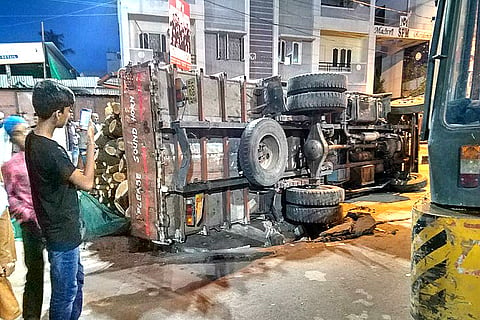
[374,25,432,40]
[169,0,191,71]
[0,43,45,65]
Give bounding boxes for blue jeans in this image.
[48,246,84,320]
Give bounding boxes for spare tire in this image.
[239,118,288,187]
[390,173,427,192]
[286,91,347,114]
[285,204,342,224]
[286,185,345,206]
[287,73,347,96]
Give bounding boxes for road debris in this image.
[314,207,378,242]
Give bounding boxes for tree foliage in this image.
[39,29,75,55]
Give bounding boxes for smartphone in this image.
[79,108,92,130]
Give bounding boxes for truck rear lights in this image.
[459,145,480,188]
[185,199,195,226]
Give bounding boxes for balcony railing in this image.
[318,61,351,72]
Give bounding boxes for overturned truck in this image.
[119,63,424,244]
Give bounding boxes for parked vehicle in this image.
[411,1,480,318]
[119,63,423,244]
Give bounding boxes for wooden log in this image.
[102,115,116,137]
[95,168,107,175]
[106,164,119,174]
[105,102,114,117]
[104,139,118,156]
[95,149,120,166]
[112,172,126,183]
[108,119,123,138]
[94,176,103,185]
[95,161,106,170]
[114,180,129,215]
[111,102,121,115]
[109,182,119,189]
[101,173,113,184]
[95,184,108,190]
[119,156,127,173]
[117,137,125,152]
[95,132,110,149]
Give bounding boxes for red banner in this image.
[169,0,191,71]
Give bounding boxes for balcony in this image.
[318,61,351,72]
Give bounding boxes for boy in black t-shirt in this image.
[25,80,95,320]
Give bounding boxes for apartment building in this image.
[117,0,435,96]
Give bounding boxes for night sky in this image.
[0,0,120,76]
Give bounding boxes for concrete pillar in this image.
[245,0,250,79]
[272,0,279,76]
[193,1,206,70]
[118,0,130,67]
[311,0,323,73]
[366,0,376,94]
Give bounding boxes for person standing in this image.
[0,183,21,320]
[25,80,95,320]
[2,115,45,320]
[0,112,13,166]
[91,112,102,134]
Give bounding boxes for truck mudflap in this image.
[120,66,160,241]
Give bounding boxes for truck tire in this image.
[287,73,347,96]
[239,118,288,187]
[285,204,342,224]
[286,185,345,206]
[390,173,427,192]
[286,92,347,114]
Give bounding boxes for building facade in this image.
[117,0,435,96]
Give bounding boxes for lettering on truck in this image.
[129,95,136,122]
[135,173,143,219]
[132,128,139,163]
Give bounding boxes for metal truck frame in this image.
[119,63,422,244]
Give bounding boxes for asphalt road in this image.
[9,144,429,319]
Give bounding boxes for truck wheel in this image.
[287,73,347,96]
[286,92,347,114]
[285,204,342,224]
[239,118,288,187]
[389,96,424,114]
[286,185,345,206]
[390,173,427,192]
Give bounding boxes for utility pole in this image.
[41,21,47,79]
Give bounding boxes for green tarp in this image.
[78,191,130,241]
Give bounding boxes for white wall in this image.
[382,50,404,98]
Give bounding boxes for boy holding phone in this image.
[25,80,95,320]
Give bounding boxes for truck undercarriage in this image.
[119,63,424,244]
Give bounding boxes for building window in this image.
[322,0,354,8]
[139,32,167,60]
[333,48,351,67]
[324,48,352,72]
[216,33,244,61]
[279,40,286,63]
[279,40,302,65]
[292,42,301,64]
